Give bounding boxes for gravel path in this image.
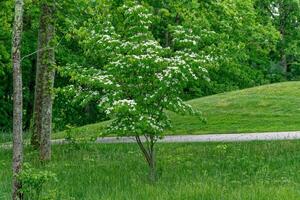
[54,131,300,144]
[2,131,300,149]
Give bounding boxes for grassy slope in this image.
[169,81,300,134]
[1,141,300,199]
[54,81,300,139]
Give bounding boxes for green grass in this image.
[169,81,300,134]
[1,140,300,199]
[0,132,12,144]
[54,81,300,139]
[0,131,31,145]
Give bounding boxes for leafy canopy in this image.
[60,1,208,137]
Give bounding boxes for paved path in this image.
[2,131,300,149]
[53,131,300,144]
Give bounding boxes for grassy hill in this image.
[54,81,300,139]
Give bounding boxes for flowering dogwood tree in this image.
[60,1,209,181]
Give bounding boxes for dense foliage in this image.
[1,0,300,131]
[60,2,209,137]
[0,1,14,130]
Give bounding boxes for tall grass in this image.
[0,131,12,144]
[1,140,300,199]
[0,131,30,144]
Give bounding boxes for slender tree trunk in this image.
[279,27,288,74]
[11,0,24,199]
[24,58,35,130]
[165,30,170,47]
[281,54,287,74]
[279,3,288,75]
[31,2,55,162]
[31,61,43,149]
[135,135,157,182]
[148,141,156,182]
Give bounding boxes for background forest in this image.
[2,0,300,199]
[1,0,300,131]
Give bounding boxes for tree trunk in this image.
[31,53,42,148]
[279,28,288,74]
[24,58,35,130]
[148,143,156,182]
[281,53,288,74]
[165,30,170,47]
[279,3,288,75]
[11,0,24,199]
[31,2,55,162]
[135,135,157,182]
[39,2,55,161]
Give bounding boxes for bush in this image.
[17,163,58,200]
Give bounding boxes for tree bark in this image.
[31,2,55,162]
[148,135,156,182]
[135,135,157,182]
[278,2,288,75]
[136,136,151,165]
[11,0,24,199]
[148,141,156,182]
[281,53,287,74]
[39,2,55,161]
[31,50,43,148]
[279,25,288,74]
[24,58,35,130]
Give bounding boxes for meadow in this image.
[1,140,300,199]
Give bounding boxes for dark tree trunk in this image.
[135,135,157,182]
[31,2,55,162]
[165,30,170,47]
[279,26,288,74]
[281,53,287,74]
[11,0,24,199]
[278,2,288,75]
[24,58,35,130]
[31,24,44,148]
[148,140,156,182]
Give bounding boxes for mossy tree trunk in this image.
[11,0,24,199]
[31,1,55,162]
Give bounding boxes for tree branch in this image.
[21,33,65,62]
[21,46,54,62]
[135,135,151,166]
